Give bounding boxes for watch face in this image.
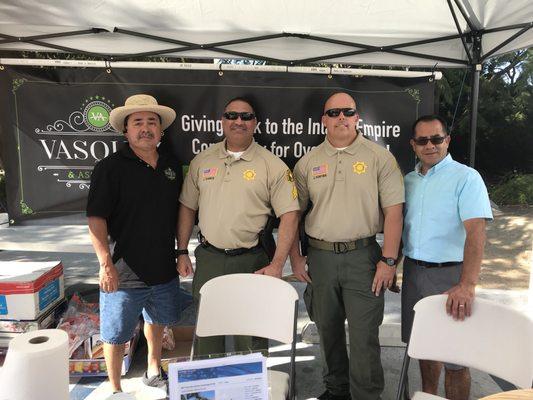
[381,256,396,266]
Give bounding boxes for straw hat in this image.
[109,94,176,132]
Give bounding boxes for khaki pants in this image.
[192,244,269,357]
[305,241,385,400]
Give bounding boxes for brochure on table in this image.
[169,352,268,400]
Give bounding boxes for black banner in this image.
[0,67,434,223]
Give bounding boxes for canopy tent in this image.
[0,0,532,66]
[0,0,532,164]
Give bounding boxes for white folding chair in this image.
[192,273,299,400]
[396,294,533,400]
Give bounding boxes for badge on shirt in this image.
[243,169,256,181]
[202,167,218,180]
[353,161,367,175]
[312,164,328,179]
[164,168,176,180]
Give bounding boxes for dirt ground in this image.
[396,205,532,291]
[480,205,532,290]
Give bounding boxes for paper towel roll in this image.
[0,329,69,400]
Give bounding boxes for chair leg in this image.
[396,345,411,400]
[288,300,298,400]
[403,374,410,400]
[190,296,202,361]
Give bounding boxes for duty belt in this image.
[198,232,261,256]
[308,236,375,254]
[406,256,462,268]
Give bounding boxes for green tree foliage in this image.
[490,174,533,205]
[437,50,533,181]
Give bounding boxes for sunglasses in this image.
[413,135,448,146]
[324,108,357,117]
[223,111,256,121]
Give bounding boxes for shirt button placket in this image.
[336,152,344,181]
[224,163,231,182]
[416,178,428,259]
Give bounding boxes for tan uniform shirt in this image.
[180,140,299,249]
[294,134,404,242]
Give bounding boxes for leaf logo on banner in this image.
[34,96,115,134]
[82,97,113,132]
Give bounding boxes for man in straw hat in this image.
[87,94,181,394]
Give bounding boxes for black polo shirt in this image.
[86,144,182,286]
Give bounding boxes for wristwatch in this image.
[380,256,397,267]
[176,249,189,256]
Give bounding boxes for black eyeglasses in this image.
[223,111,256,121]
[324,108,357,117]
[413,135,448,146]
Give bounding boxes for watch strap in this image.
[380,256,397,266]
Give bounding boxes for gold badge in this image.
[292,185,298,200]
[286,169,294,182]
[243,169,256,181]
[353,161,367,175]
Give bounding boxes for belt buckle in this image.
[225,248,241,256]
[333,242,348,254]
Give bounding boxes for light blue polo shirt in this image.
[402,154,492,262]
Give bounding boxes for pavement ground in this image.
[0,206,531,399]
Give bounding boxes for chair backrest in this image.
[196,273,299,344]
[408,295,533,389]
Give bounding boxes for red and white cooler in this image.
[0,261,65,320]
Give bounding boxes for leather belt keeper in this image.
[308,236,375,254]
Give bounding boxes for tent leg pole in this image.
[469,64,480,168]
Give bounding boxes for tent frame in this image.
[1,1,531,166]
[2,23,530,66]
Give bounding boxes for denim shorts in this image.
[100,277,181,344]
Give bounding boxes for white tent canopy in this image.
[0,0,532,166]
[0,0,532,68]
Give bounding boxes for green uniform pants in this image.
[192,244,270,357]
[305,241,384,400]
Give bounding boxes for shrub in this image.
[490,174,533,205]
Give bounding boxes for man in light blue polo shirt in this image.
[401,115,492,400]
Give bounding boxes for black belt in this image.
[406,256,462,268]
[198,232,261,256]
[308,236,375,253]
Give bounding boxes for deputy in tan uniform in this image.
[290,92,404,400]
[178,96,299,356]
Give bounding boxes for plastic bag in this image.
[161,326,175,351]
[56,293,100,357]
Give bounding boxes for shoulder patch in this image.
[286,169,294,182]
